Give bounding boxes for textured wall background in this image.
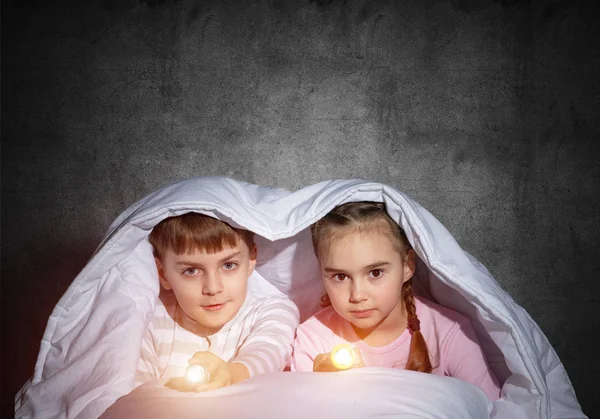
[2,0,599,416]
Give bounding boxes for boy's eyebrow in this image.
[217,251,242,263]
[175,251,242,266]
[323,261,390,273]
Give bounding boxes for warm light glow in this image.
[331,345,355,370]
[185,364,208,384]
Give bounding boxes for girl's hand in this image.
[313,348,365,372]
[165,351,250,393]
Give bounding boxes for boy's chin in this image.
[194,305,242,330]
[187,317,228,335]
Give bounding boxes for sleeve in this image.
[233,297,300,376]
[290,322,323,372]
[444,318,502,401]
[134,320,161,387]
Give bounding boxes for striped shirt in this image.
[135,288,299,386]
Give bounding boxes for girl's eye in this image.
[183,268,200,276]
[369,269,384,279]
[223,262,238,271]
[333,273,348,282]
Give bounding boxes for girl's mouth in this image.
[350,309,374,318]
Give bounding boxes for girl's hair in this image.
[149,212,254,260]
[311,201,432,374]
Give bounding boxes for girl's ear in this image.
[247,244,257,275]
[403,249,416,282]
[155,257,172,290]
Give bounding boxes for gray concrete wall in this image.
[3,0,599,416]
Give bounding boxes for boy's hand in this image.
[313,348,365,372]
[165,352,250,392]
[187,351,250,393]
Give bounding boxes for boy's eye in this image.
[223,262,238,271]
[369,269,384,279]
[183,268,200,276]
[332,273,348,282]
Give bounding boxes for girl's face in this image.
[318,227,415,340]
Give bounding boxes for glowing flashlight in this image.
[330,344,356,370]
[185,364,209,385]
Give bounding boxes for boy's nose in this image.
[202,273,224,295]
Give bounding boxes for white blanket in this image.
[15,177,586,419]
[101,369,492,419]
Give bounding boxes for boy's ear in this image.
[403,249,416,283]
[155,257,172,290]
[247,244,257,275]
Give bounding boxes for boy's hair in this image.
[311,201,432,374]
[149,212,255,260]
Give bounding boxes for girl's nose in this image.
[349,281,367,303]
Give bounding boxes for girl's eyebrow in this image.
[364,261,390,270]
[323,262,390,273]
[323,267,348,273]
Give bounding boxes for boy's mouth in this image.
[201,302,227,311]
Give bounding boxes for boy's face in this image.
[156,238,256,335]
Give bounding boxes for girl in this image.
[291,201,501,401]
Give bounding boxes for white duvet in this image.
[15,177,586,419]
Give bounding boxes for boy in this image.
[135,212,299,392]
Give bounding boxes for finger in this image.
[314,353,328,365]
[353,349,365,367]
[189,352,221,375]
[313,354,328,372]
[315,363,339,372]
[349,348,361,364]
[313,355,338,373]
[165,377,194,392]
[194,379,226,393]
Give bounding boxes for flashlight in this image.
[185,364,210,385]
[330,344,356,370]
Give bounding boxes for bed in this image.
[15,177,586,418]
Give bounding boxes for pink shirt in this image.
[291,296,501,401]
